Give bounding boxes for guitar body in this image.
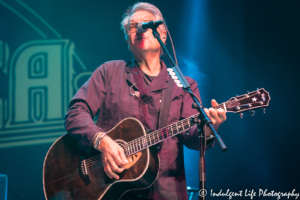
[43,118,159,200]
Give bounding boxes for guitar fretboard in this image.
[124,101,230,156]
[124,113,200,156]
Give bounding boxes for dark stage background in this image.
[0,0,299,199]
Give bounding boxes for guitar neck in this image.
[124,103,227,156]
[125,113,200,156]
[125,88,270,156]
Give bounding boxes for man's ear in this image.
[161,30,167,44]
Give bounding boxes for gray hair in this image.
[120,2,167,40]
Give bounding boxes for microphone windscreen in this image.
[137,21,146,33]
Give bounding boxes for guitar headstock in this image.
[225,88,271,114]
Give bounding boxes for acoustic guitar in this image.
[43,88,270,200]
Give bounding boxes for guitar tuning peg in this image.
[240,113,243,119]
[250,110,255,116]
[262,108,266,114]
[256,88,260,94]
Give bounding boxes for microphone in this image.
[137,20,164,33]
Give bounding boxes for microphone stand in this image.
[151,28,227,200]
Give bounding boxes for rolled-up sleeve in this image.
[64,63,110,155]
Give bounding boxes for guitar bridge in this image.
[81,159,88,175]
[79,158,91,185]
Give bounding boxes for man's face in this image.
[126,10,166,57]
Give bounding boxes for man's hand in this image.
[204,99,227,132]
[98,136,128,180]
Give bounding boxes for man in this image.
[64,2,226,200]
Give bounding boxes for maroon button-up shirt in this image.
[64,60,210,200]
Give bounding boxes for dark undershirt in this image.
[141,71,157,85]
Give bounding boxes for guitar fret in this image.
[164,127,170,138]
[154,132,159,143]
[178,121,184,132]
[135,140,138,151]
[138,139,141,150]
[134,143,138,152]
[161,129,165,140]
[147,134,151,146]
[130,144,133,154]
[151,134,155,145]
[131,142,135,153]
[168,126,173,136]
[159,129,164,140]
[126,114,201,156]
[125,145,128,156]
[142,138,145,149]
[163,128,167,138]
[134,143,137,153]
[175,123,179,133]
[183,119,190,130]
[144,138,147,148]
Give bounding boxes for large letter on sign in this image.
[7,40,74,129]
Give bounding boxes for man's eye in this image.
[128,23,137,30]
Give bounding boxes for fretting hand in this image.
[204,99,227,132]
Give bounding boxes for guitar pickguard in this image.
[124,152,142,169]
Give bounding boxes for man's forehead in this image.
[129,11,155,23]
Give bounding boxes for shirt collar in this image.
[125,59,170,93]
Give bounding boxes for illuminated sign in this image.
[0,0,91,148]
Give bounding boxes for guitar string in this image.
[84,121,192,167]
[85,106,244,167]
[85,111,228,168]
[84,101,242,167]
[119,117,193,155]
[84,117,194,165]
[85,119,199,169]
[84,142,128,166]
[84,121,193,168]
[85,123,200,169]
[99,92,257,159]
[84,142,131,167]
[84,91,263,167]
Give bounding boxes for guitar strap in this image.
[131,59,173,153]
[155,74,173,152]
[159,75,173,129]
